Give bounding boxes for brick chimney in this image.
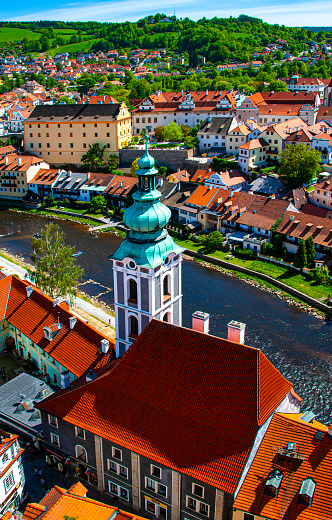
[192,311,210,334]
[227,320,246,344]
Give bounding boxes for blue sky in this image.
[4,0,332,26]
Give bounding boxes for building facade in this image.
[0,431,25,518]
[0,153,49,201]
[24,103,132,165]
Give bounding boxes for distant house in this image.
[243,175,288,198]
[238,138,269,173]
[197,116,237,152]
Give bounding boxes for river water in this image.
[0,210,331,423]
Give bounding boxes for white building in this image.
[0,431,25,517]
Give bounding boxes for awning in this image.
[187,221,202,230]
[226,231,248,242]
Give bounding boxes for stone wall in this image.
[119,148,197,171]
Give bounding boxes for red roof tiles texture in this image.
[37,320,292,494]
[234,413,332,520]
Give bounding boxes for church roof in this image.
[37,320,293,494]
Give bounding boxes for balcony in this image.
[1,181,17,187]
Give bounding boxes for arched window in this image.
[75,445,88,463]
[129,316,138,337]
[163,275,171,302]
[128,279,137,304]
[163,312,171,323]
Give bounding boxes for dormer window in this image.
[264,470,283,497]
[43,323,61,341]
[298,478,315,506]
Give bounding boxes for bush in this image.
[119,208,125,216]
[44,194,55,207]
[234,247,255,258]
[74,200,91,210]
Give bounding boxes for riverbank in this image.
[3,207,331,317]
[0,248,116,336]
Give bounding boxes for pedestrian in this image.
[33,465,38,477]
[38,469,43,477]
[41,477,46,486]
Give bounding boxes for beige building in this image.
[238,138,268,173]
[0,153,49,200]
[24,103,132,165]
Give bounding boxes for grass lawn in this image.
[0,27,41,42]
[53,29,78,35]
[175,238,331,301]
[49,206,104,218]
[49,39,96,56]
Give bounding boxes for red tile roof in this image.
[277,211,332,248]
[238,138,268,150]
[0,276,115,377]
[29,168,59,185]
[234,413,332,520]
[104,174,137,197]
[184,184,220,207]
[261,91,316,105]
[37,320,293,494]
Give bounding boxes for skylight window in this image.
[299,478,315,506]
[264,470,283,497]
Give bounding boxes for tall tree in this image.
[29,223,84,304]
[294,239,307,269]
[305,236,315,268]
[81,143,106,171]
[278,143,321,188]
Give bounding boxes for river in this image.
[0,210,331,423]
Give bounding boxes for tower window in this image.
[163,276,171,302]
[128,279,138,304]
[129,316,138,337]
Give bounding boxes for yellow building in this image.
[23,102,132,165]
[0,153,49,200]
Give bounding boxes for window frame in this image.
[192,483,204,498]
[112,446,122,461]
[48,414,58,428]
[150,464,162,479]
[50,432,60,447]
[108,480,129,501]
[4,471,15,493]
[75,426,85,439]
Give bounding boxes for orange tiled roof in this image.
[104,174,137,197]
[0,153,45,172]
[185,184,220,207]
[0,276,115,377]
[22,503,46,520]
[36,320,293,494]
[238,138,268,150]
[314,132,332,145]
[29,168,58,185]
[234,413,331,520]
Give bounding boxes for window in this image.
[4,471,14,493]
[30,143,33,148]
[83,123,85,127]
[186,496,209,516]
[50,433,60,446]
[95,123,98,127]
[95,133,98,137]
[108,481,129,500]
[243,515,254,520]
[38,133,41,137]
[129,316,138,337]
[107,144,110,148]
[70,132,73,137]
[142,118,146,123]
[193,483,204,498]
[46,124,49,128]
[75,426,85,439]
[83,143,87,148]
[38,143,41,148]
[48,414,58,427]
[119,465,128,478]
[265,469,283,497]
[75,445,87,463]
[107,132,110,137]
[83,132,86,137]
[112,446,122,460]
[146,478,156,491]
[58,143,62,148]
[108,460,118,473]
[2,453,9,464]
[145,498,167,519]
[163,275,171,302]
[107,123,109,127]
[151,465,161,479]
[298,478,316,506]
[46,132,49,137]
[70,143,73,148]
[128,279,137,303]
[38,124,40,128]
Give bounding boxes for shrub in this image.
[234,247,255,258]
[74,200,91,210]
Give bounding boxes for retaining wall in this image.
[119,148,197,171]
[185,249,332,316]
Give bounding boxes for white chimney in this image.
[103,95,105,103]
[60,370,70,389]
[18,157,22,165]
[69,316,77,329]
[5,156,9,164]
[101,338,109,354]
[227,320,246,344]
[53,298,59,308]
[158,178,163,187]
[192,311,210,334]
[86,369,97,382]
[58,168,61,174]
[26,286,33,298]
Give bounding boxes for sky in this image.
[3,0,332,27]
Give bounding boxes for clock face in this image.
[128,260,136,269]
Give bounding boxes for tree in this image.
[90,195,107,213]
[106,154,119,173]
[163,122,183,142]
[81,143,106,171]
[278,143,321,188]
[294,239,307,269]
[56,96,73,104]
[266,80,288,92]
[29,223,84,304]
[204,231,224,253]
[314,265,329,284]
[155,126,165,142]
[130,157,139,176]
[305,236,315,268]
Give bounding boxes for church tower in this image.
[111,137,184,357]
